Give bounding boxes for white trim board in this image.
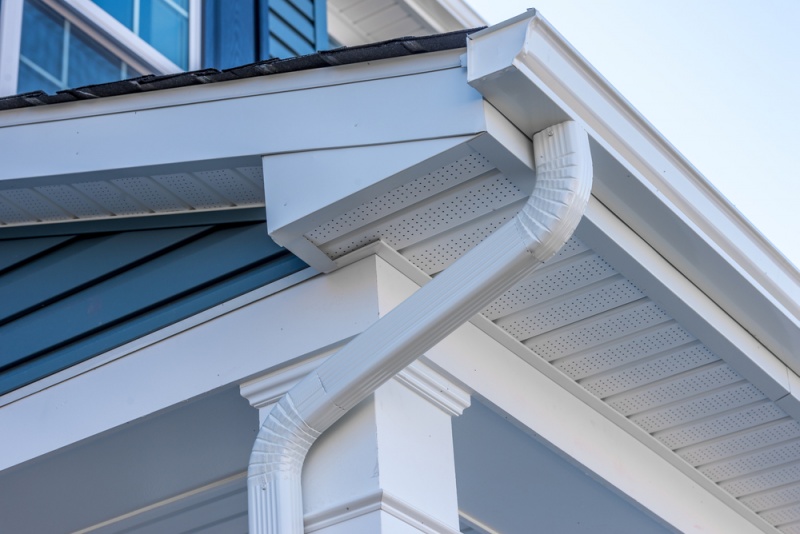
[0,259,379,470]
[370,251,776,534]
[0,268,318,408]
[0,243,781,532]
[0,67,484,186]
[466,13,800,376]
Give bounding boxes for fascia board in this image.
[0,49,465,129]
[467,13,800,373]
[0,63,486,189]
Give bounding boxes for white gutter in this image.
[247,120,593,533]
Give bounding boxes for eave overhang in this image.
[466,11,800,378]
[2,15,800,534]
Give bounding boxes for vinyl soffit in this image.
[304,151,800,532]
[0,167,265,226]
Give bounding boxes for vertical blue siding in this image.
[203,0,328,68]
[203,0,258,69]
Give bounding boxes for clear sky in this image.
[465,0,800,270]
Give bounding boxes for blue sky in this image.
[465,1,800,269]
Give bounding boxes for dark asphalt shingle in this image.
[0,29,481,112]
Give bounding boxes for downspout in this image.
[248,120,593,533]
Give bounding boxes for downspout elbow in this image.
[248,394,320,533]
[514,122,593,262]
[248,120,593,534]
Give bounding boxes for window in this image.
[91,0,190,69]
[18,0,140,93]
[0,0,200,96]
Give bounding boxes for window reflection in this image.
[92,0,189,69]
[18,0,139,93]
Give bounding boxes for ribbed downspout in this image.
[248,120,593,533]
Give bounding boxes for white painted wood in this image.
[0,257,380,472]
[371,252,777,534]
[0,269,318,409]
[466,12,800,376]
[466,101,536,194]
[305,490,461,534]
[242,357,469,425]
[1,246,781,533]
[0,0,23,96]
[394,358,471,417]
[0,67,484,185]
[264,136,478,245]
[302,379,464,533]
[241,358,469,534]
[241,356,330,424]
[247,121,592,533]
[0,48,464,128]
[188,0,201,70]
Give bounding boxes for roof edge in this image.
[466,12,800,369]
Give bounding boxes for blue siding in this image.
[203,0,328,68]
[0,220,307,396]
[203,0,258,68]
[268,0,327,58]
[0,235,73,273]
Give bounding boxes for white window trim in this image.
[2,0,202,97]
[187,0,200,70]
[45,0,183,75]
[0,0,24,95]
[1,0,195,97]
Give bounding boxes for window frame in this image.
[0,0,201,97]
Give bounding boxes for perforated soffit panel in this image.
[305,148,800,534]
[0,167,265,226]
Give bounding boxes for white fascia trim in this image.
[467,12,800,372]
[0,47,464,130]
[247,121,593,533]
[0,0,23,96]
[50,0,182,74]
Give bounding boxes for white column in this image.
[241,358,470,533]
